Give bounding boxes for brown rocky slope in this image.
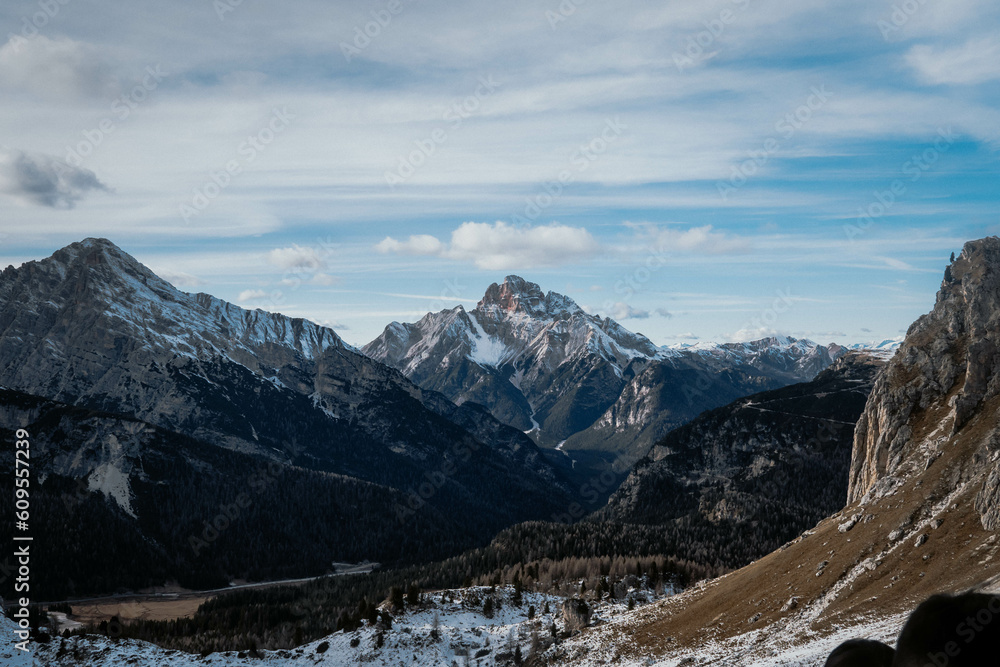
[573,239,1000,662]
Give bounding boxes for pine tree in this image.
[390,586,404,611]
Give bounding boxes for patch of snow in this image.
[87,461,136,518]
[466,311,509,366]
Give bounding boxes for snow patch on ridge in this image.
[466,311,509,366]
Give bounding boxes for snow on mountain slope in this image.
[0,616,31,667]
[2,238,347,369]
[365,277,846,451]
[26,586,662,666]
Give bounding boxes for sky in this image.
[0,0,998,348]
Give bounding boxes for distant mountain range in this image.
[365,276,888,474]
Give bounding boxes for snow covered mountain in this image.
[0,239,573,598]
[365,276,847,468]
[364,275,664,442]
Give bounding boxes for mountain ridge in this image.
[0,238,576,597]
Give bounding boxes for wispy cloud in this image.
[906,36,1000,85]
[603,302,650,320]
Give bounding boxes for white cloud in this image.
[0,36,121,99]
[375,234,444,256]
[880,256,916,271]
[655,307,674,318]
[906,36,1000,85]
[604,302,650,320]
[376,222,600,270]
[153,268,205,288]
[648,224,750,255]
[267,245,327,270]
[672,332,699,340]
[238,289,268,302]
[0,148,111,208]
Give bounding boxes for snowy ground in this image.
[7,584,909,666]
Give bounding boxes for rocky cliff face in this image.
[849,238,1000,531]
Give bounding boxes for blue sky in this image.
[0,0,998,347]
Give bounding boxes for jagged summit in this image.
[7,236,168,292]
[478,275,582,321]
[1,238,347,369]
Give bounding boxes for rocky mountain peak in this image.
[50,237,153,276]
[478,275,547,315]
[848,236,1000,529]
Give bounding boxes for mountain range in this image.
[365,276,856,477]
[0,239,574,597]
[14,239,1000,665]
[599,352,883,569]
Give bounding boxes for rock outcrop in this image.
[849,237,1000,531]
